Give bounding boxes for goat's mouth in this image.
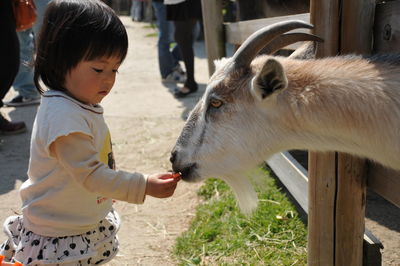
[173,163,200,182]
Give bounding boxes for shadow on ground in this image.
[366,191,400,233]
[0,105,38,195]
[161,82,206,121]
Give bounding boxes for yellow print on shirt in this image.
[99,131,115,170]
[97,131,115,204]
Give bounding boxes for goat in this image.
[170,20,400,213]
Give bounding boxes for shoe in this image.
[173,84,198,98]
[162,70,186,84]
[4,95,41,107]
[0,114,26,135]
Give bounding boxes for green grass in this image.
[143,23,156,30]
[143,23,157,37]
[173,168,307,265]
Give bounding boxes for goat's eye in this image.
[210,98,223,108]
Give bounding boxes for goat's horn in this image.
[262,33,323,55]
[233,20,314,68]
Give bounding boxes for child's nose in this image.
[104,72,116,84]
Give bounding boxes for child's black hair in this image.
[34,0,128,94]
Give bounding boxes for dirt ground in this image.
[0,17,399,265]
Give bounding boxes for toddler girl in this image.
[0,0,180,265]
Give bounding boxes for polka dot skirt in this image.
[0,210,120,265]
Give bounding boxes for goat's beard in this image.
[218,170,260,215]
[194,139,275,215]
[197,141,281,215]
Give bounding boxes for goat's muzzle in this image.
[170,150,199,182]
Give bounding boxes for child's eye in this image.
[112,69,119,73]
[92,68,103,73]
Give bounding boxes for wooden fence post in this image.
[336,155,367,265]
[335,0,375,266]
[200,0,225,76]
[335,1,374,265]
[309,0,375,265]
[308,0,340,265]
[307,152,337,266]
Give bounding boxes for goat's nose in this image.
[170,150,177,164]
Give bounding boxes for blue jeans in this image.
[131,0,143,21]
[33,0,52,34]
[152,1,181,78]
[12,29,37,98]
[12,0,52,98]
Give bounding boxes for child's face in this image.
[64,57,121,104]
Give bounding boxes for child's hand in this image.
[145,172,181,198]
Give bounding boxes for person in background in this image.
[6,29,40,107]
[0,0,180,264]
[165,0,202,98]
[0,0,27,134]
[131,0,144,21]
[152,0,186,83]
[5,0,53,107]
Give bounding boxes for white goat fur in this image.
[172,53,400,213]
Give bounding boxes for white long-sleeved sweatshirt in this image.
[20,90,147,237]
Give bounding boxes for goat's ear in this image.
[251,58,288,101]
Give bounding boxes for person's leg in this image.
[33,0,52,36]
[174,19,197,92]
[168,17,180,67]
[0,0,27,134]
[130,0,136,20]
[171,44,182,64]
[153,2,185,84]
[131,0,143,21]
[152,1,180,79]
[6,0,51,106]
[8,28,40,104]
[0,1,19,104]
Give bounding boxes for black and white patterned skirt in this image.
[0,210,120,265]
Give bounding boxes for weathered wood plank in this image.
[267,152,308,212]
[373,1,400,53]
[266,153,383,262]
[336,155,367,266]
[224,13,310,45]
[308,1,340,265]
[310,0,340,57]
[334,1,374,265]
[307,152,337,266]
[200,0,225,76]
[340,0,375,55]
[367,163,400,208]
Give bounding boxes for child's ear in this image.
[251,58,288,101]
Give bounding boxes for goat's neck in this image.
[276,57,400,169]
